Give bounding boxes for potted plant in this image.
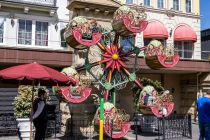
[13,85,48,140]
[13,85,33,140]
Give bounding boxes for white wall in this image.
[56,0,69,22]
[56,0,71,49]
[5,18,18,46]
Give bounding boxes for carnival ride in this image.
[145,40,180,69]
[56,5,180,139]
[59,66,92,103]
[137,85,174,118]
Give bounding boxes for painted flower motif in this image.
[101,43,127,72]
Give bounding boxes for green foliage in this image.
[132,77,164,113]
[13,85,48,118]
[52,86,65,102]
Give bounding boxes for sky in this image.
[200,0,210,30]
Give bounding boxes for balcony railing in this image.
[1,0,56,7]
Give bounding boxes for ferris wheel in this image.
[57,5,179,139]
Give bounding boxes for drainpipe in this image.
[195,72,202,122]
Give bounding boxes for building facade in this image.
[0,0,74,71]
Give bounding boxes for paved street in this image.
[0,123,199,140]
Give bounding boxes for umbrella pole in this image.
[30,81,35,140]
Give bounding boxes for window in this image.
[35,21,48,46]
[173,0,179,11]
[0,17,4,43]
[158,0,164,8]
[126,0,133,5]
[144,0,150,6]
[120,36,134,53]
[186,0,191,13]
[60,28,67,47]
[18,19,32,45]
[175,41,193,59]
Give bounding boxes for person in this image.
[196,90,210,140]
[32,89,48,140]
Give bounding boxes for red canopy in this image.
[0,62,76,86]
[143,21,168,39]
[174,25,197,42]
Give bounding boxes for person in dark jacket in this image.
[33,89,47,140]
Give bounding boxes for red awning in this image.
[143,21,168,39]
[174,25,197,42]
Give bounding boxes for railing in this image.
[58,113,193,140]
[1,0,56,7]
[133,114,192,140]
[0,113,18,136]
[67,118,97,140]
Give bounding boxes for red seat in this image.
[145,55,180,70]
[104,122,131,139]
[64,29,102,50]
[150,102,174,118]
[60,86,92,103]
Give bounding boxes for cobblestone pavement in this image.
[0,123,199,140]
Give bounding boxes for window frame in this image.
[174,41,194,59]
[126,0,133,5]
[16,19,49,48]
[186,0,192,13]
[173,0,180,11]
[0,17,5,44]
[144,0,151,7]
[60,28,67,47]
[18,19,33,45]
[35,21,49,46]
[157,0,164,9]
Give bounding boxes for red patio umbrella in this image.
[0,62,76,140]
[0,62,76,86]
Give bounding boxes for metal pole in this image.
[112,90,116,106]
[158,117,160,140]
[110,119,113,140]
[54,112,56,138]
[99,98,104,140]
[30,80,35,140]
[162,116,166,140]
[135,117,138,140]
[188,114,192,139]
[70,112,73,136]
